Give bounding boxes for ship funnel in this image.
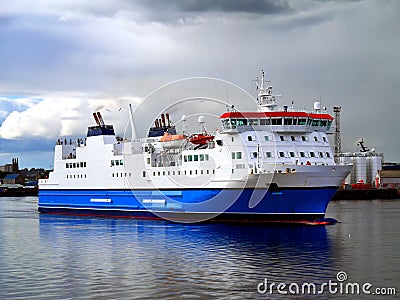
[96,112,105,126]
[93,112,101,126]
[161,114,166,128]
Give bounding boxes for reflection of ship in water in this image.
[38,214,337,293]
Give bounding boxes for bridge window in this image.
[236,119,247,126]
[310,152,316,157]
[271,118,282,125]
[260,118,270,125]
[279,152,285,158]
[264,136,270,141]
[312,119,319,126]
[290,152,296,158]
[249,119,259,125]
[280,136,285,141]
[326,152,331,158]
[194,155,198,161]
[236,152,242,159]
[314,136,318,142]
[266,152,273,158]
[298,118,308,125]
[284,118,293,125]
[323,137,327,142]
[300,152,306,157]
[291,136,296,141]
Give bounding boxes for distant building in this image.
[375,170,400,189]
[0,158,19,173]
[3,174,25,185]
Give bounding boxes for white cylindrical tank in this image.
[314,101,321,111]
[354,156,367,183]
[368,155,382,186]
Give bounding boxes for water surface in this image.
[0,197,398,299]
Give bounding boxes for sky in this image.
[0,0,399,169]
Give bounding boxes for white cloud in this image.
[0,95,136,139]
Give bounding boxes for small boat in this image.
[189,133,215,145]
[160,132,186,149]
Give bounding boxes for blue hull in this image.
[38,187,337,222]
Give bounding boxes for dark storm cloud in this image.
[140,0,292,15]
[135,0,292,24]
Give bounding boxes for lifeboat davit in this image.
[159,132,186,149]
[189,133,215,145]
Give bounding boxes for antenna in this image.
[318,77,322,106]
[333,106,342,162]
[358,138,369,153]
[128,104,137,140]
[254,70,280,111]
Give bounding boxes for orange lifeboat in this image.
[159,132,186,149]
[189,133,215,145]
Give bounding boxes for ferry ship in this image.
[38,72,352,223]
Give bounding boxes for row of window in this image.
[230,150,332,159]
[66,174,87,178]
[183,154,210,162]
[249,151,331,159]
[112,172,132,177]
[66,162,87,168]
[111,159,124,166]
[223,118,332,128]
[148,169,216,177]
[247,135,327,143]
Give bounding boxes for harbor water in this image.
[0,197,399,299]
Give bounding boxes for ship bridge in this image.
[219,111,333,133]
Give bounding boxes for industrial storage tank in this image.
[353,156,367,183]
[367,155,383,186]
